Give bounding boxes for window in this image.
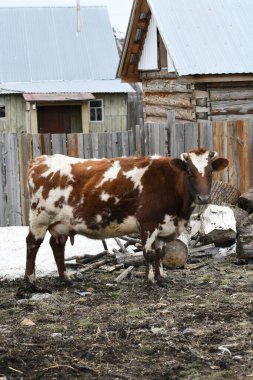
[89,100,103,122]
[0,106,5,118]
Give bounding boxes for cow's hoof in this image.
[16,283,52,299]
[156,277,170,288]
[55,277,73,287]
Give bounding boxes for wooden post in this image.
[81,103,89,133]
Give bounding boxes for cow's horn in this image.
[209,151,218,160]
[180,153,189,162]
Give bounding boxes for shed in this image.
[118,0,253,123]
[0,6,133,133]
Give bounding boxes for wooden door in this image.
[37,106,71,134]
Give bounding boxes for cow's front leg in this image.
[49,235,71,285]
[154,241,166,282]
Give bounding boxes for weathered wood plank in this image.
[0,134,6,226]
[142,79,192,93]
[184,122,198,152]
[210,87,253,101]
[145,104,195,122]
[5,134,22,226]
[170,123,185,157]
[67,133,79,157]
[18,134,30,226]
[198,120,213,150]
[51,134,67,155]
[83,133,92,158]
[144,92,192,108]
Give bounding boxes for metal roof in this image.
[0,6,124,84]
[0,80,133,94]
[147,0,253,76]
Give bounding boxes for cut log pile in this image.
[65,181,253,283]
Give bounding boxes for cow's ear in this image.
[212,158,229,172]
[170,158,188,172]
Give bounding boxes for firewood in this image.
[76,250,109,264]
[114,237,129,254]
[190,243,215,253]
[113,266,134,283]
[80,258,111,273]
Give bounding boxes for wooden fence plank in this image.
[106,132,113,158]
[112,132,119,157]
[243,120,250,193]
[83,133,92,158]
[98,133,107,158]
[170,123,184,157]
[128,130,135,156]
[5,134,22,226]
[51,134,67,155]
[90,133,99,158]
[67,133,79,157]
[198,120,213,150]
[184,122,198,152]
[0,134,6,226]
[41,133,52,155]
[32,134,42,158]
[18,134,30,226]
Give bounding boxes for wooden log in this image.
[210,181,241,206]
[236,223,253,260]
[144,92,192,108]
[162,239,188,269]
[142,78,192,93]
[113,266,134,283]
[144,104,195,121]
[190,243,215,254]
[200,205,236,246]
[76,250,109,264]
[114,237,129,254]
[238,189,253,213]
[80,258,110,273]
[116,254,145,267]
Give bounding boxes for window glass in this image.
[89,100,103,122]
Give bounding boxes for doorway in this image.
[37,105,82,133]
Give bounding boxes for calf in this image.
[25,148,228,285]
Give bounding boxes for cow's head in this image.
[170,148,229,204]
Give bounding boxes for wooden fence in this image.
[0,117,252,227]
[0,124,167,226]
[169,116,253,194]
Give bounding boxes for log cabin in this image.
[118,0,253,123]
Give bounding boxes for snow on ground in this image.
[0,227,118,280]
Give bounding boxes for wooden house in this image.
[0,6,133,134]
[118,0,253,123]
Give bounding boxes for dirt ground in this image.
[0,257,253,380]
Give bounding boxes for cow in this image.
[24,148,228,287]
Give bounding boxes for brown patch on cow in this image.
[55,196,65,209]
[188,148,208,156]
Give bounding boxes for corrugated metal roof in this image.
[0,6,120,82]
[147,0,253,75]
[0,80,133,94]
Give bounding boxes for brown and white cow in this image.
[25,148,228,286]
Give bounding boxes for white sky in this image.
[0,0,134,34]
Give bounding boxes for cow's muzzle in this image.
[195,194,210,204]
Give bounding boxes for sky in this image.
[0,0,134,35]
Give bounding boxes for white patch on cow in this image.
[150,155,161,160]
[114,197,120,204]
[86,166,92,170]
[148,264,155,283]
[123,165,149,192]
[63,271,70,280]
[41,154,83,180]
[96,160,121,188]
[159,263,166,278]
[188,151,209,176]
[100,191,110,202]
[102,216,138,238]
[29,185,74,240]
[158,215,187,238]
[96,214,102,223]
[28,173,35,189]
[28,273,35,283]
[145,229,159,251]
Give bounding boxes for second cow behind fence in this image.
[25,148,228,287]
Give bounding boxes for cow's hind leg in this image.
[49,235,71,285]
[143,248,156,285]
[154,244,167,287]
[25,230,44,284]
